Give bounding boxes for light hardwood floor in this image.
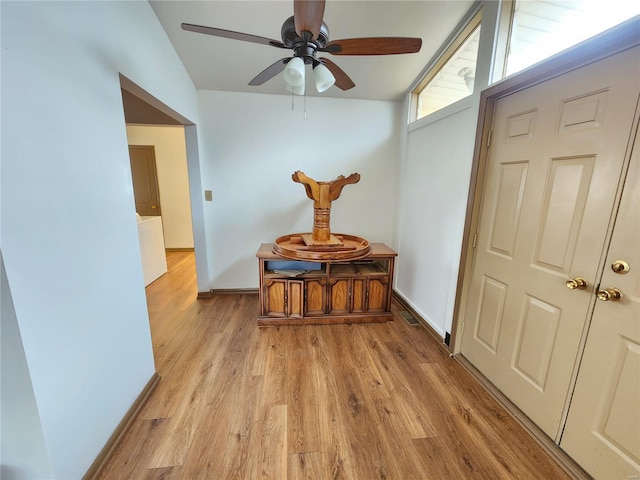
[97,251,571,479]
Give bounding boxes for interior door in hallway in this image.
[560,120,640,479]
[460,46,640,439]
[129,145,161,216]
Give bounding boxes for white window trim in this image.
[408,96,473,133]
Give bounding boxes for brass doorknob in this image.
[566,277,589,290]
[597,288,623,302]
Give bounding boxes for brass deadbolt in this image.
[611,260,630,274]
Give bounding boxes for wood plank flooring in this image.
[97,251,571,479]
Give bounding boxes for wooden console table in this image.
[257,243,397,326]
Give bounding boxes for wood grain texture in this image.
[96,252,573,480]
[83,373,160,480]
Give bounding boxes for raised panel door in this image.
[460,47,640,439]
[128,145,161,216]
[561,125,640,479]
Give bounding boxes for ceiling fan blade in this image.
[181,23,286,49]
[319,58,355,91]
[322,37,422,55]
[294,0,325,41]
[249,58,290,86]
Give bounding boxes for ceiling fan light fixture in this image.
[283,56,305,87]
[313,63,335,93]
[286,81,305,96]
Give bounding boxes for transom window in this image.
[411,12,482,121]
[503,0,640,78]
[409,2,639,123]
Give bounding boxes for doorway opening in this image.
[119,75,209,294]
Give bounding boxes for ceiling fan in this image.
[181,0,422,94]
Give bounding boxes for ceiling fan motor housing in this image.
[281,16,329,63]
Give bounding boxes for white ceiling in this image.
[150,1,475,101]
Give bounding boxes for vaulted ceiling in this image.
[150,1,475,101]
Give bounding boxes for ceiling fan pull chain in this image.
[304,94,307,119]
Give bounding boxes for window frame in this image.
[409,9,483,123]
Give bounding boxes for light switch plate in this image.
[204,190,213,201]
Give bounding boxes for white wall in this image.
[126,125,195,249]
[1,2,200,478]
[1,256,54,479]
[393,1,501,337]
[197,91,401,289]
[395,104,476,337]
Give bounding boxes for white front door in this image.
[560,121,640,479]
[460,46,640,439]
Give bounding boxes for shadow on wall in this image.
[1,254,55,479]
[211,200,312,289]
[259,199,310,235]
[212,256,261,290]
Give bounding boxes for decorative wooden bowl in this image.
[273,233,371,262]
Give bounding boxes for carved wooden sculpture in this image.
[272,170,370,261]
[292,170,360,245]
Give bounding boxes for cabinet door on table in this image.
[288,281,303,318]
[328,276,391,315]
[264,279,303,318]
[367,277,389,313]
[349,277,390,314]
[304,278,327,316]
[328,278,351,315]
[351,278,366,313]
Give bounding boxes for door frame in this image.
[451,17,640,355]
[120,75,211,295]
